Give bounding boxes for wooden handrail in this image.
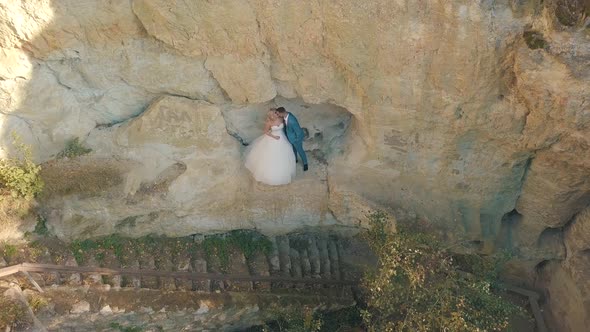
[1,263,547,331]
[0,263,358,285]
[498,283,547,332]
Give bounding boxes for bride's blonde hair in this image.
[266,110,277,121]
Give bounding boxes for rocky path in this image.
[0,229,374,331]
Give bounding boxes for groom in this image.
[274,107,308,171]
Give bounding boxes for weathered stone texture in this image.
[0,1,589,329]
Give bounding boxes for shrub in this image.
[263,305,323,332]
[0,296,29,330]
[228,230,273,259]
[33,215,50,236]
[56,137,92,159]
[0,133,43,199]
[2,243,18,258]
[27,293,48,313]
[361,212,525,332]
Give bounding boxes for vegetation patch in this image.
[316,306,362,332]
[56,137,92,159]
[247,305,362,332]
[135,234,160,255]
[0,296,30,331]
[69,238,98,265]
[1,243,18,259]
[203,235,231,270]
[554,0,589,27]
[0,194,36,237]
[262,305,323,332]
[228,230,273,259]
[27,293,49,313]
[0,133,43,199]
[203,230,272,271]
[359,212,528,331]
[33,215,50,236]
[40,159,123,199]
[69,234,127,265]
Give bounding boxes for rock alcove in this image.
[36,96,355,240]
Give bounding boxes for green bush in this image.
[0,133,43,199]
[2,243,18,258]
[33,215,50,236]
[361,212,525,332]
[228,229,273,259]
[263,305,322,332]
[56,137,92,159]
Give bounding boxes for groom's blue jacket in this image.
[284,112,305,143]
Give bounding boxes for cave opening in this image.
[222,96,354,167]
[497,209,523,250]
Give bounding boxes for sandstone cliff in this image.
[0,0,588,329]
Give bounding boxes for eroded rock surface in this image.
[0,1,589,329]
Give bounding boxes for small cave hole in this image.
[534,259,551,273]
[302,127,310,140]
[536,227,563,247]
[224,96,354,164]
[523,30,548,50]
[497,209,523,250]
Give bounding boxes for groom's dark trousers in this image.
[292,140,307,165]
[284,112,308,166]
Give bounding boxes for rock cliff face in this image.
[0,0,588,329]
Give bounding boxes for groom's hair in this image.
[275,107,287,114]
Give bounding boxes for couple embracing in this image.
[245,107,308,186]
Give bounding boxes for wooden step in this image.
[63,256,81,286]
[267,236,281,276]
[328,239,341,280]
[156,255,177,291]
[276,236,293,288]
[100,250,122,289]
[175,251,193,291]
[248,251,271,291]
[300,249,312,278]
[317,237,331,280]
[306,236,321,278]
[191,247,210,292]
[121,260,141,288]
[138,255,158,289]
[225,250,252,291]
[81,256,103,286]
[276,236,292,277]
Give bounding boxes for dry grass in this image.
[0,296,31,330]
[0,195,33,219]
[39,158,124,200]
[0,195,36,240]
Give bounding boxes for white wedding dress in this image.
[245,123,296,185]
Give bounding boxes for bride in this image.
[245,109,296,185]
